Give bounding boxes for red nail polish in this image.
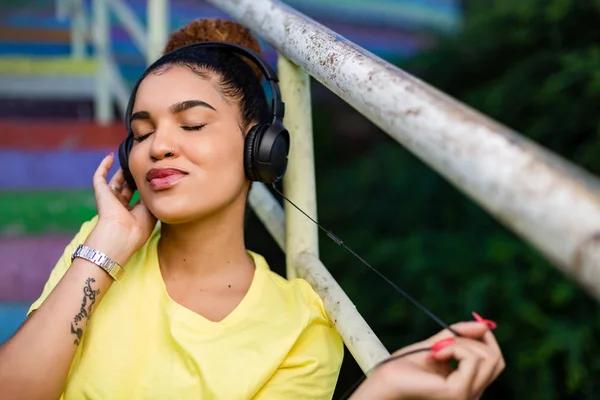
[431,337,454,353]
[472,312,497,330]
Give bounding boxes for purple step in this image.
[0,235,71,302]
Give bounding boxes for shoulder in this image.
[249,253,344,387]
[250,251,335,327]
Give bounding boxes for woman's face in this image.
[128,65,249,224]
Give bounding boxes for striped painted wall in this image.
[0,121,124,342]
[1,0,461,83]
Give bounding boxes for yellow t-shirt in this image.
[29,217,343,399]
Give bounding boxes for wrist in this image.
[349,369,403,400]
[84,224,138,265]
[349,373,392,400]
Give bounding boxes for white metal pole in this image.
[146,0,169,65]
[92,0,113,124]
[70,0,87,59]
[56,0,67,20]
[278,56,319,280]
[106,0,148,55]
[249,183,286,251]
[247,182,391,373]
[296,252,390,373]
[207,0,600,300]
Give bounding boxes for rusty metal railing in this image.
[209,0,600,373]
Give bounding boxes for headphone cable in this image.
[271,183,458,335]
[270,183,460,399]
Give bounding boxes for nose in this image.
[149,125,179,161]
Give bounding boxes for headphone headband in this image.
[144,41,285,123]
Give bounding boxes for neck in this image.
[157,200,252,279]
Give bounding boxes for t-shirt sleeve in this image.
[27,215,99,316]
[253,283,344,400]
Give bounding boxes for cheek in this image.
[190,131,246,180]
[127,146,147,185]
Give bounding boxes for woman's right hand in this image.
[85,153,157,265]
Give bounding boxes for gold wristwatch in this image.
[71,244,125,281]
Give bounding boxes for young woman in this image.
[0,18,504,400]
[0,19,343,400]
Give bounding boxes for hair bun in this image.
[164,18,264,78]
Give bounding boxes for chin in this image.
[143,192,234,225]
[146,196,202,224]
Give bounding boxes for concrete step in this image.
[0,56,98,98]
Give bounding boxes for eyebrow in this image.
[130,100,216,122]
[171,100,216,113]
[130,110,150,122]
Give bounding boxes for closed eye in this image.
[181,124,206,131]
[133,132,153,142]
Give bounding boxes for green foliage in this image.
[310,0,600,398]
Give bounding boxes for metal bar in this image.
[106,56,130,114]
[105,0,148,56]
[246,183,390,373]
[70,0,87,59]
[91,0,113,124]
[248,182,286,251]
[146,0,169,64]
[296,252,390,373]
[278,56,319,280]
[207,0,600,299]
[55,0,68,20]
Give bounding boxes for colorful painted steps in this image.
[0,57,97,76]
[0,0,461,64]
[0,236,73,302]
[0,119,124,306]
[0,190,97,235]
[0,119,124,190]
[0,303,30,343]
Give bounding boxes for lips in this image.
[146,167,188,191]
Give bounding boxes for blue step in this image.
[0,303,28,344]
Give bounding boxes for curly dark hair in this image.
[136,18,269,131]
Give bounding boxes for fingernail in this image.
[431,337,454,353]
[472,311,497,330]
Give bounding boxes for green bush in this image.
[309,0,600,398]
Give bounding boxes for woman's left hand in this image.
[350,317,504,400]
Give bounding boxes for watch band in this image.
[71,244,125,281]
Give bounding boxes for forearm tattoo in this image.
[70,277,100,345]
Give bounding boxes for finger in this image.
[121,182,134,203]
[431,338,496,373]
[434,339,498,398]
[481,330,502,362]
[93,153,115,190]
[481,330,505,381]
[116,193,130,209]
[442,344,480,399]
[426,321,490,344]
[108,168,126,192]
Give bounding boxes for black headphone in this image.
[118,41,290,189]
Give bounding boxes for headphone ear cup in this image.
[118,135,137,190]
[258,123,289,183]
[244,125,262,182]
[246,121,290,183]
